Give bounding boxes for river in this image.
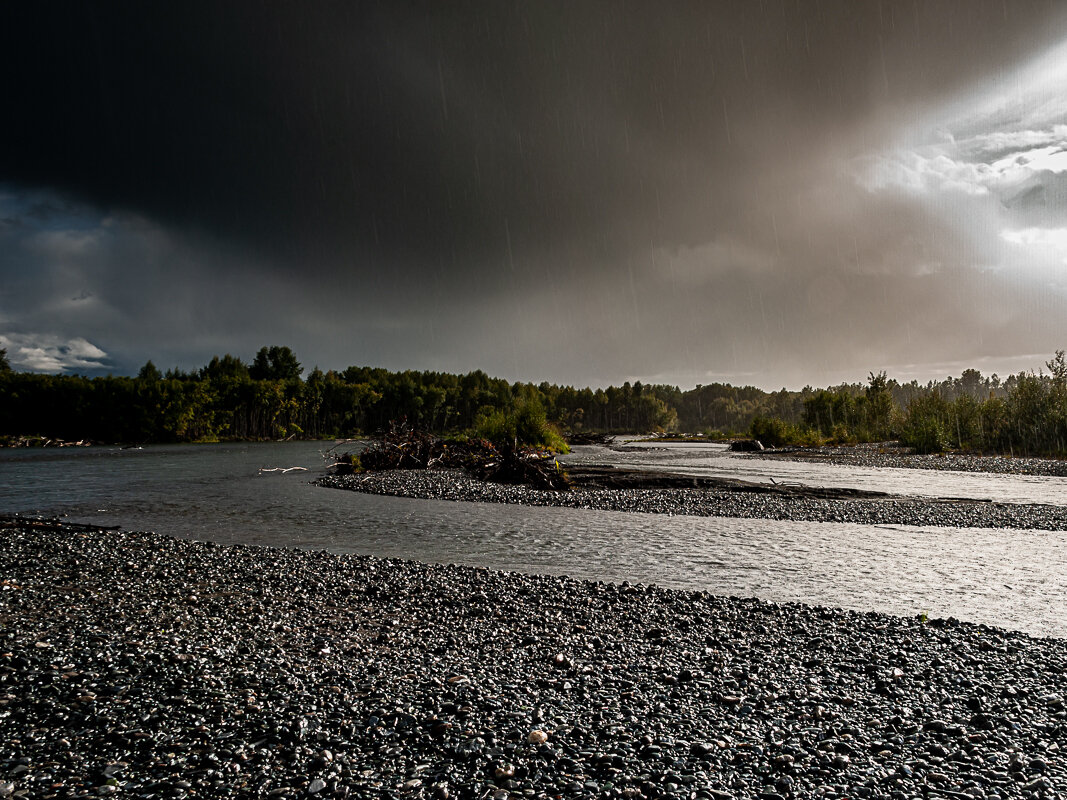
[2,440,1065,639]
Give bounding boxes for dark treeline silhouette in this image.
[0,346,676,444]
[2,346,1065,456]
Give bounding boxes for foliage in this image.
[473,399,569,453]
[747,356,1067,457]
[201,354,250,381]
[749,416,820,447]
[899,394,951,454]
[137,360,162,381]
[0,348,11,374]
[249,346,302,382]
[353,419,571,490]
[2,345,1067,457]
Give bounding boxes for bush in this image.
[749,416,822,447]
[902,418,949,454]
[473,400,569,453]
[749,416,793,447]
[900,394,951,454]
[829,423,856,444]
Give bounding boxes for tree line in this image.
[748,354,1067,457]
[1,345,1065,456]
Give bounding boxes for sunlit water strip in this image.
[2,441,1065,638]
[591,441,1067,505]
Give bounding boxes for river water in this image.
[2,440,1065,639]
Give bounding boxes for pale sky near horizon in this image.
[2,1,1066,391]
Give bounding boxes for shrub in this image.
[473,400,569,453]
[829,423,856,444]
[749,415,793,447]
[900,394,952,454]
[749,416,822,447]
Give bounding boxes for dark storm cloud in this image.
[3,1,1067,385]
[2,2,1058,262]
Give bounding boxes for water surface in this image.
[593,440,1067,505]
[2,441,1064,638]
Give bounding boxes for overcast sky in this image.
[2,1,1067,390]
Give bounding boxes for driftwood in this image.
[329,420,571,490]
[3,436,92,448]
[729,439,765,452]
[460,438,571,490]
[357,420,454,471]
[566,432,615,446]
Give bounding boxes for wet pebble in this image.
[759,443,1067,477]
[0,523,1065,800]
[318,469,1067,530]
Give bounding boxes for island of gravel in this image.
[1,518,1064,800]
[748,443,1067,478]
[316,466,1067,530]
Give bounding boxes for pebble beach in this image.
[2,520,1065,800]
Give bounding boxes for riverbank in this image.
[318,470,1067,530]
[1,520,1065,799]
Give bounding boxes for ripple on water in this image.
[1,440,1065,638]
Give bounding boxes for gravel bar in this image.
[1,521,1065,800]
[752,445,1067,478]
[317,472,1067,531]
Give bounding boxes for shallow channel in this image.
[2,440,1065,638]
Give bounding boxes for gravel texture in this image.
[1,520,1066,800]
[317,471,1067,531]
[753,445,1067,478]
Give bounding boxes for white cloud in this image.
[856,36,1067,293]
[0,332,110,373]
[1000,227,1067,281]
[1000,226,1067,249]
[860,35,1067,206]
[960,126,1067,159]
[858,150,994,197]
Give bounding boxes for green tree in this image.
[137,360,162,381]
[0,348,11,373]
[862,371,895,440]
[249,346,302,381]
[201,354,250,381]
[900,393,951,454]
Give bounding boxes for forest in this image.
[1,346,1066,457]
